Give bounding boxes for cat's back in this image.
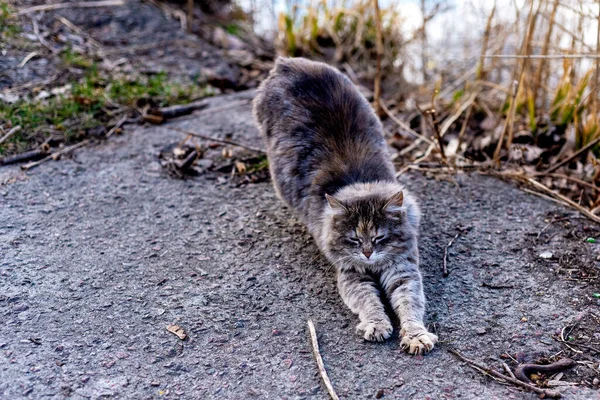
[253,57,394,224]
[253,57,376,145]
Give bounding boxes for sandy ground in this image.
[1,91,599,399]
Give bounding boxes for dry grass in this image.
[274,0,600,223]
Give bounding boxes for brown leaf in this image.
[166,324,187,340]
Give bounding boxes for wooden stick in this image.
[307,320,339,400]
[380,102,435,146]
[18,0,125,15]
[443,231,462,277]
[439,91,478,137]
[145,100,209,123]
[448,349,562,398]
[0,125,21,145]
[0,148,47,166]
[105,115,128,138]
[21,140,89,171]
[170,127,265,154]
[501,362,517,380]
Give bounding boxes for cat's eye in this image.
[373,235,386,243]
[346,237,361,245]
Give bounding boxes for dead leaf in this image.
[166,324,187,340]
[222,147,232,158]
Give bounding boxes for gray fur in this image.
[253,57,437,354]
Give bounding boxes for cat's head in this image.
[320,184,420,270]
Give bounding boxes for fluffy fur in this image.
[253,57,437,354]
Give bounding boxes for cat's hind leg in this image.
[337,269,392,342]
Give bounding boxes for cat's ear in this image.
[325,194,347,213]
[383,191,404,212]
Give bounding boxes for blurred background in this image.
[2,0,600,220]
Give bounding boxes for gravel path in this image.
[1,91,598,399]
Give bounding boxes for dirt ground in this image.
[1,91,600,399]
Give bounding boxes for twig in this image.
[488,171,600,224]
[145,100,209,124]
[307,320,339,400]
[21,140,89,171]
[105,115,128,138]
[502,362,517,380]
[380,102,435,146]
[56,16,105,55]
[443,228,466,277]
[0,125,21,145]
[439,91,479,137]
[546,173,600,192]
[448,349,562,398]
[170,127,265,154]
[18,52,38,68]
[0,148,47,166]
[416,103,446,161]
[30,18,58,54]
[542,136,600,174]
[18,0,125,15]
[525,177,600,224]
[372,0,383,115]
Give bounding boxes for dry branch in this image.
[106,115,129,138]
[18,0,125,15]
[170,127,265,154]
[380,103,435,145]
[443,230,463,277]
[0,126,21,145]
[448,349,562,398]
[542,136,600,175]
[21,141,89,171]
[145,100,209,124]
[0,148,47,166]
[307,320,339,400]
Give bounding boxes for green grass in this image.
[0,2,20,38]
[0,68,213,155]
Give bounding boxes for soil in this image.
[2,0,267,96]
[1,90,600,399]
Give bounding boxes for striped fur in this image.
[253,57,437,354]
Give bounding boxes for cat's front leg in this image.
[380,262,438,355]
[337,269,393,342]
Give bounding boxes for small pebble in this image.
[475,327,486,335]
[539,251,553,259]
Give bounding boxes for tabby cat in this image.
[253,57,437,355]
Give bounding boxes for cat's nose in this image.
[363,250,372,259]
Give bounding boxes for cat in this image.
[253,57,437,355]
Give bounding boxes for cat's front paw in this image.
[400,324,438,355]
[356,319,393,342]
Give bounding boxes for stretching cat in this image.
[253,57,437,355]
